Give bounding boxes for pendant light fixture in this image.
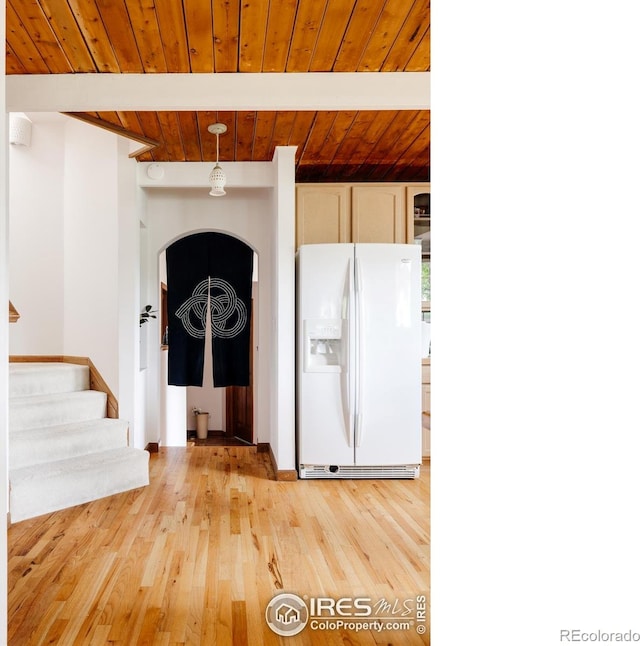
[207,123,227,196]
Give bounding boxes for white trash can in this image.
[196,412,209,440]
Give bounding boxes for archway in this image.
[157,230,259,446]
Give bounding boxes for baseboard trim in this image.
[258,443,298,481]
[275,469,298,482]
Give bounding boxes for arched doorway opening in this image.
[158,230,259,446]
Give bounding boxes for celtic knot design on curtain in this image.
[175,278,247,340]
[166,232,253,387]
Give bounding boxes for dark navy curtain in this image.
[166,232,253,387]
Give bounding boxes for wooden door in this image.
[226,384,253,444]
[225,299,253,444]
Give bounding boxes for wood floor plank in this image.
[57,550,118,643]
[8,446,430,644]
[231,599,249,646]
[87,624,113,645]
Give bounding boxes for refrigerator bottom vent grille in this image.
[299,465,420,479]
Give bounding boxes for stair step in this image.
[9,418,130,470]
[9,447,150,523]
[9,390,107,432]
[9,362,90,397]
[8,359,150,523]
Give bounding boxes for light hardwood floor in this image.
[8,446,430,645]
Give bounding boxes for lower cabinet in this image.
[422,360,430,458]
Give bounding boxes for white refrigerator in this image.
[296,243,422,479]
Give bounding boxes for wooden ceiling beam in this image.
[6,72,430,112]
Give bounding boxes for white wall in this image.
[270,147,297,471]
[116,136,140,440]
[138,150,297,469]
[155,247,185,446]
[62,119,120,391]
[143,185,274,448]
[8,130,298,467]
[9,115,65,355]
[8,115,141,443]
[135,193,149,447]
[1,7,10,638]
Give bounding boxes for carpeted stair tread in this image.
[8,361,150,523]
[9,447,150,523]
[9,362,90,397]
[9,390,107,431]
[9,418,130,470]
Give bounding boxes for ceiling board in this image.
[212,0,240,72]
[382,4,430,71]
[286,0,326,72]
[124,0,167,73]
[155,2,191,73]
[184,1,216,73]
[6,0,430,182]
[236,111,257,160]
[309,0,357,72]
[177,111,203,161]
[82,3,132,71]
[6,3,50,74]
[263,0,298,72]
[239,0,269,72]
[333,0,388,72]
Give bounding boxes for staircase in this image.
[8,362,150,523]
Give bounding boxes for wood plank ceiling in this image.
[5,0,430,182]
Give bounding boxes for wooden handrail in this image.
[9,301,19,323]
[63,112,159,158]
[9,355,119,419]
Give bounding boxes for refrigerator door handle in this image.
[355,257,365,448]
[341,257,354,447]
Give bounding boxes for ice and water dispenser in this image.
[303,319,344,372]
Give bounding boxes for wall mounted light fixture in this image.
[207,123,227,196]
[9,112,33,147]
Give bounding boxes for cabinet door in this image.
[351,186,407,243]
[406,183,431,242]
[421,359,431,458]
[296,185,350,248]
[422,417,430,457]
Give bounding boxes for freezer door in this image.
[297,244,356,466]
[354,244,422,465]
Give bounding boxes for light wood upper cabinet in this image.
[296,185,350,248]
[296,183,424,248]
[406,183,431,244]
[351,185,406,243]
